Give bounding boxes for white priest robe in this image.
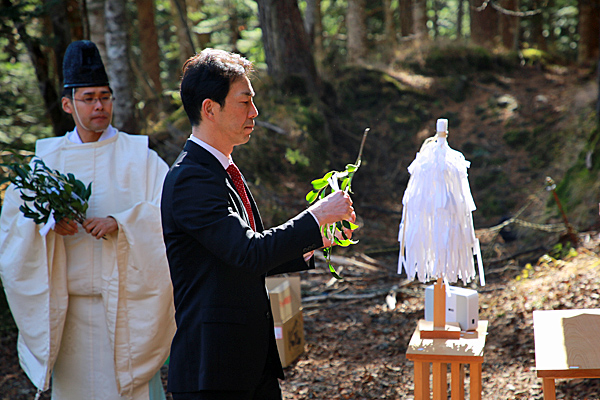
[0,127,176,399]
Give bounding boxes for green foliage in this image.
[548,242,577,260]
[2,157,91,226]
[0,37,53,148]
[305,129,368,279]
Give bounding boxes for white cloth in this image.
[0,128,176,399]
[398,136,484,285]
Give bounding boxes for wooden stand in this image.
[533,309,600,400]
[406,320,488,400]
[420,278,461,340]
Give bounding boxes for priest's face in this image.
[62,86,113,139]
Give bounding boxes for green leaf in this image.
[342,220,359,230]
[305,190,319,204]
[345,163,359,173]
[327,263,342,280]
[310,178,329,190]
[341,178,349,191]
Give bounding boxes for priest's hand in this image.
[83,216,118,240]
[54,218,79,236]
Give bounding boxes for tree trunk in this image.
[346,0,367,63]
[456,0,463,39]
[64,0,85,40]
[134,0,163,96]
[304,0,325,69]
[432,0,439,39]
[499,0,518,50]
[383,0,397,50]
[86,0,108,68]
[105,0,138,133]
[170,0,195,66]
[470,0,498,47]
[43,0,73,89]
[578,0,600,63]
[255,0,322,97]
[400,0,414,37]
[413,0,428,41]
[5,0,74,135]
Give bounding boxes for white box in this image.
[425,285,479,331]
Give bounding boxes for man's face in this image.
[62,86,113,134]
[213,76,259,149]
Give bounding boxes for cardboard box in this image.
[273,310,305,367]
[267,275,305,366]
[267,280,292,323]
[266,276,302,321]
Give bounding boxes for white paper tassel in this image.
[38,210,56,237]
[398,134,484,285]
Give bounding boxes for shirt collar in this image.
[67,125,117,144]
[188,134,232,170]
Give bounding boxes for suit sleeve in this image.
[167,164,322,277]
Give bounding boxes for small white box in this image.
[425,285,479,331]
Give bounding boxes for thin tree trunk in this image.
[304,0,325,70]
[470,0,499,47]
[400,0,414,37]
[134,0,163,96]
[457,0,463,39]
[384,0,396,47]
[170,0,195,66]
[105,0,138,133]
[347,0,367,63]
[86,0,108,68]
[7,0,74,135]
[413,0,428,41]
[578,0,600,63]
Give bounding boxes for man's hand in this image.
[83,217,118,240]
[307,191,355,227]
[321,221,356,248]
[54,218,79,236]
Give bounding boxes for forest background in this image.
[2,0,600,398]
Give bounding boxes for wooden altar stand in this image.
[533,309,600,400]
[406,279,487,400]
[406,319,488,400]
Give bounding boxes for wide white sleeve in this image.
[103,151,176,395]
[0,185,68,391]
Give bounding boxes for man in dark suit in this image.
[161,48,356,400]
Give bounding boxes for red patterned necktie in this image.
[226,162,256,230]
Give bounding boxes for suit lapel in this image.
[184,140,262,231]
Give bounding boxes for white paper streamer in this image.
[398,135,485,285]
[38,210,56,237]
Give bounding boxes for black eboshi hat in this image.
[63,40,110,90]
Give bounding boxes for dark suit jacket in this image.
[161,140,323,392]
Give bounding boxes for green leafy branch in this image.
[305,128,369,279]
[1,156,92,227]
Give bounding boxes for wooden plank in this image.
[470,363,482,400]
[432,362,447,400]
[542,378,556,400]
[451,363,465,400]
[433,278,446,328]
[414,361,430,400]
[407,320,488,362]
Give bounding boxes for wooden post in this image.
[433,277,446,328]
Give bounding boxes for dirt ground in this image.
[1,231,600,399]
[2,56,600,399]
